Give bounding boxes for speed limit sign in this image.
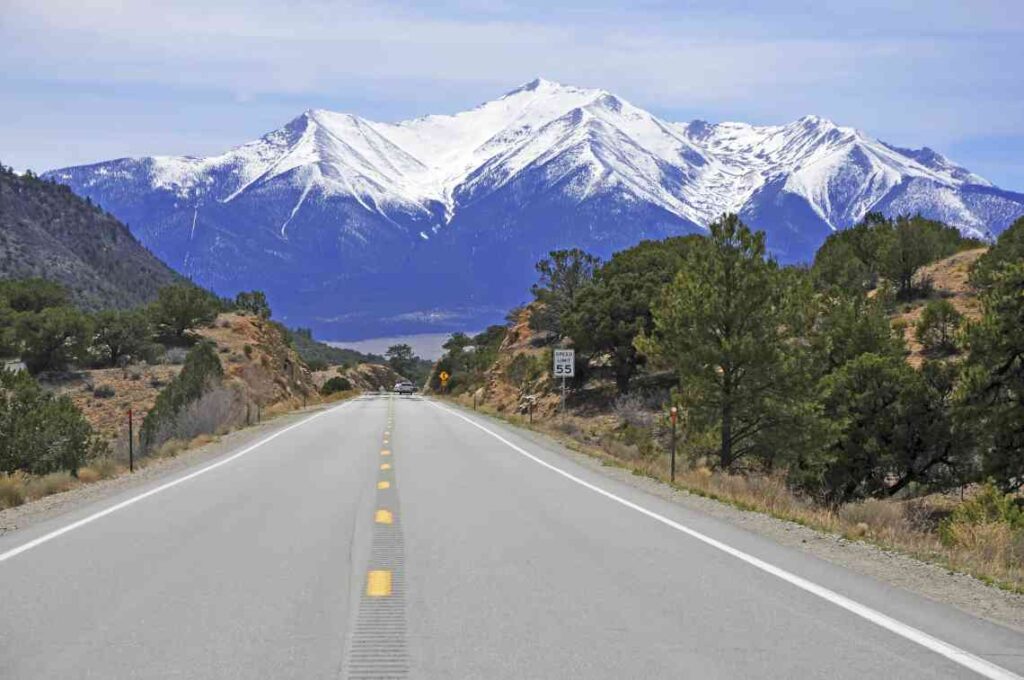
[553,349,575,378]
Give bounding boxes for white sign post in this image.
[553,349,575,415]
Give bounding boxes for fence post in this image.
[128,408,134,473]
[670,406,678,483]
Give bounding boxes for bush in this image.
[93,384,116,399]
[91,308,153,367]
[321,376,352,394]
[0,473,26,508]
[149,284,220,341]
[0,369,100,475]
[915,299,962,354]
[0,278,69,313]
[146,384,246,447]
[15,306,92,373]
[307,358,329,372]
[234,290,271,318]
[939,484,1024,545]
[141,341,224,452]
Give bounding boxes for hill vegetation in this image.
[433,213,1024,590]
[0,164,181,309]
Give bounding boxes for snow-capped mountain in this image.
[45,78,1024,338]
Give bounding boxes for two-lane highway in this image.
[1,395,1022,679]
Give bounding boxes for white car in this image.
[393,381,416,395]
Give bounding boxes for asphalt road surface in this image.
[2,395,1022,679]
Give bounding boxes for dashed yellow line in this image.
[381,449,391,456]
[380,462,392,470]
[377,480,390,490]
[366,570,392,597]
[375,509,393,524]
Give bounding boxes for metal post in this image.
[473,394,477,411]
[257,404,261,423]
[670,407,677,483]
[128,409,134,473]
[246,404,250,426]
[561,376,566,417]
[529,399,533,424]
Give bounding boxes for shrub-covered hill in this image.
[0,165,182,310]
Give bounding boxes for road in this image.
[1,395,1022,679]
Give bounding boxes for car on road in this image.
[393,381,416,395]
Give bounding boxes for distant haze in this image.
[329,333,473,361]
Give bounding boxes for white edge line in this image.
[426,399,1021,680]
[0,400,357,564]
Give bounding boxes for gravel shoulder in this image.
[456,402,1024,634]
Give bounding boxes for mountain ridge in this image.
[0,166,183,310]
[43,78,1024,337]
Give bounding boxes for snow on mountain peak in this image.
[53,79,1012,245]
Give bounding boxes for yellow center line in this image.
[377,480,390,490]
[381,449,391,456]
[375,509,393,524]
[366,570,392,597]
[380,463,391,470]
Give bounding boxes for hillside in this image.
[44,79,1024,338]
[0,165,181,310]
[50,313,317,445]
[890,248,987,368]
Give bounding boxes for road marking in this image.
[366,570,392,597]
[381,450,391,456]
[426,400,1022,680]
[375,509,394,524]
[0,401,356,565]
[378,481,390,490]
[381,463,392,470]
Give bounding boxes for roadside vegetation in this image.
[0,278,357,508]
[434,213,1024,591]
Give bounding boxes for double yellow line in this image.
[368,409,396,597]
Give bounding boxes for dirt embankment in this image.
[48,313,317,447]
[890,247,986,368]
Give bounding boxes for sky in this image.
[2,0,1022,190]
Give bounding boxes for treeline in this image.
[459,213,1023,507]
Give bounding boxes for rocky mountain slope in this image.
[44,79,1024,336]
[0,166,182,309]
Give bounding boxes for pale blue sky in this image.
[3,0,1022,189]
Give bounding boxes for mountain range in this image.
[44,78,1024,338]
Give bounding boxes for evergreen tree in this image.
[962,263,1024,491]
[149,284,219,341]
[92,308,154,366]
[640,214,798,469]
[529,248,600,335]
[234,290,272,318]
[915,299,962,355]
[15,306,92,373]
[566,237,701,392]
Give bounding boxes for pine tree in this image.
[640,214,798,469]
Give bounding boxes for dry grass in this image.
[154,438,188,459]
[24,472,77,500]
[0,472,27,509]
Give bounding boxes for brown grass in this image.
[0,473,27,509]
